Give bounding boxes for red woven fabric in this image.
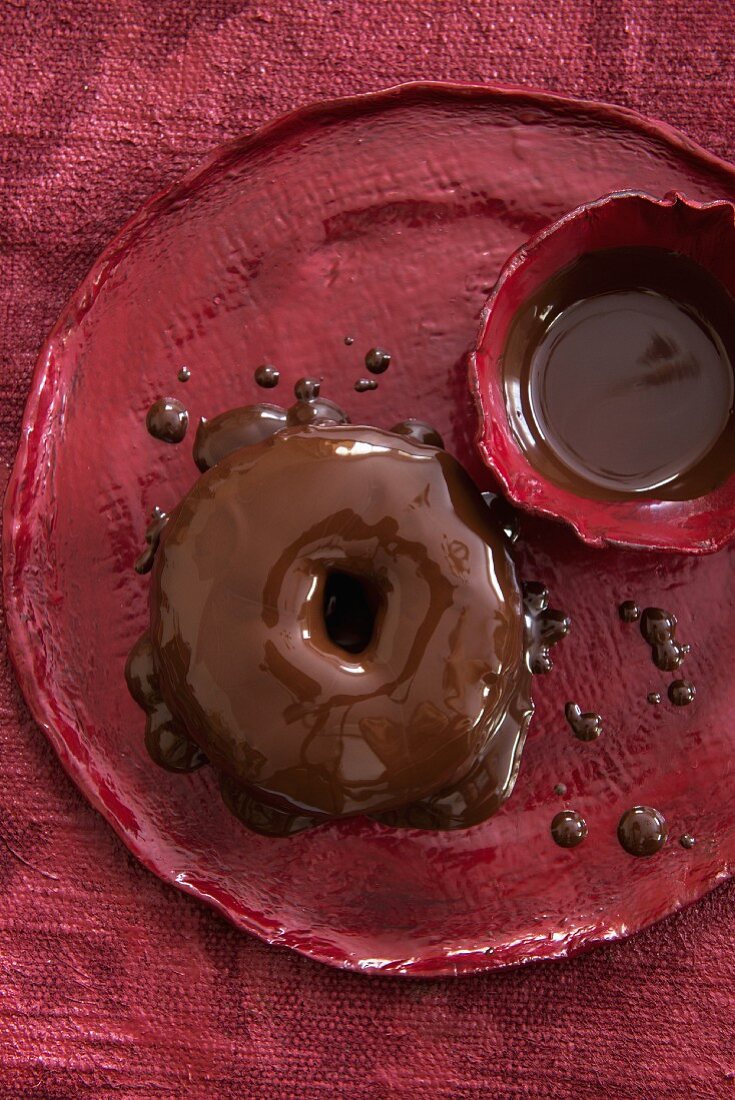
[2,3,735,1096]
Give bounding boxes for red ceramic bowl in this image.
[470,190,735,554]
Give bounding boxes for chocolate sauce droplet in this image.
[668,679,696,706]
[619,600,640,623]
[679,833,696,849]
[134,510,169,574]
[565,702,603,741]
[523,582,571,674]
[365,347,391,374]
[354,378,378,392]
[390,419,444,449]
[294,377,321,401]
[640,607,688,671]
[551,810,587,848]
[146,398,189,444]
[177,366,191,383]
[553,782,567,796]
[617,806,668,857]
[482,492,520,544]
[344,335,354,346]
[647,691,662,705]
[255,364,280,389]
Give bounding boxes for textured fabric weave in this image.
[1,3,734,1096]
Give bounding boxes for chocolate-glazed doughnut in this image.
[128,423,532,836]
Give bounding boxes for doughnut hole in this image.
[323,568,385,655]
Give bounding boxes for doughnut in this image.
[127,417,535,836]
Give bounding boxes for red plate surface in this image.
[5,82,735,977]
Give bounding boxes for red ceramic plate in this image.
[5,82,735,977]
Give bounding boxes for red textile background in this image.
[1,2,735,1096]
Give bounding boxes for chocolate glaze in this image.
[177,366,191,383]
[355,379,378,392]
[146,397,189,444]
[640,607,689,671]
[617,806,668,857]
[286,396,350,427]
[669,679,696,706]
[125,633,207,772]
[129,424,531,835]
[522,582,571,674]
[679,833,696,849]
[134,509,169,575]
[647,691,662,705]
[565,702,602,742]
[481,493,520,545]
[193,404,287,472]
[619,600,640,623]
[504,248,735,500]
[551,809,587,848]
[344,336,355,346]
[553,782,567,796]
[390,419,444,449]
[365,347,391,374]
[255,364,280,389]
[294,377,321,401]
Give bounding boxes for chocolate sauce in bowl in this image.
[619,600,640,623]
[640,607,689,671]
[503,248,735,500]
[255,364,280,388]
[551,810,587,848]
[669,679,696,706]
[565,702,602,742]
[365,347,391,374]
[177,366,191,383]
[617,806,668,857]
[355,379,378,392]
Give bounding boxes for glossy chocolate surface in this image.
[503,248,735,501]
[146,397,189,444]
[131,424,532,834]
[618,806,668,857]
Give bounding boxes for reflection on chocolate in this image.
[286,396,350,427]
[129,424,531,835]
[640,607,689,671]
[619,600,640,623]
[134,508,169,575]
[294,377,321,401]
[553,782,567,796]
[365,347,391,374]
[503,248,735,500]
[146,397,189,444]
[679,833,696,849]
[522,582,571,674]
[669,679,696,706]
[617,806,668,857]
[355,379,378,392]
[177,366,191,383]
[565,702,602,742]
[255,364,280,389]
[647,691,662,705]
[125,633,207,772]
[193,404,287,471]
[481,493,520,544]
[390,419,444,449]
[344,336,355,346]
[551,809,587,848]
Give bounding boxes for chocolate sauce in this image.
[647,691,662,705]
[553,782,567,796]
[565,702,602,742]
[255,364,280,389]
[481,493,520,544]
[344,336,355,346]
[617,806,668,857]
[193,404,287,471]
[294,377,321,401]
[668,679,696,706]
[679,833,696,849]
[146,397,189,444]
[522,582,571,674]
[355,379,378,392]
[390,419,444,449]
[129,425,530,834]
[134,509,169,574]
[503,248,735,500]
[365,347,391,374]
[640,607,689,671]
[551,809,587,848]
[177,366,191,383]
[286,397,350,427]
[619,600,640,623]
